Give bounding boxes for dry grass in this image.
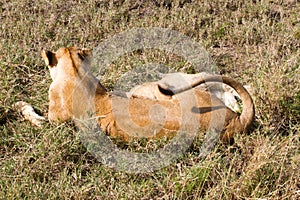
[0,0,299,199]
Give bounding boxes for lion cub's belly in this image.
[98,89,237,140]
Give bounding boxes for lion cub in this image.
[39,47,254,142]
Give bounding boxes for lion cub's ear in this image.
[41,50,58,67]
[78,49,91,60]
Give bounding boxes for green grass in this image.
[0,0,299,199]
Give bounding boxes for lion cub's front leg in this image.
[14,101,45,127]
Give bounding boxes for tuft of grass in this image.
[0,0,299,199]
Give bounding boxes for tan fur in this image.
[42,47,255,142]
[127,72,251,113]
[14,101,45,127]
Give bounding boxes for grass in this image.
[0,0,299,199]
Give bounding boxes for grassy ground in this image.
[0,0,299,199]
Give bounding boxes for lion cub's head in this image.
[41,47,106,122]
[41,47,91,80]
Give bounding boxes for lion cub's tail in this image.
[158,75,255,134]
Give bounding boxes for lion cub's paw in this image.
[14,101,45,127]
